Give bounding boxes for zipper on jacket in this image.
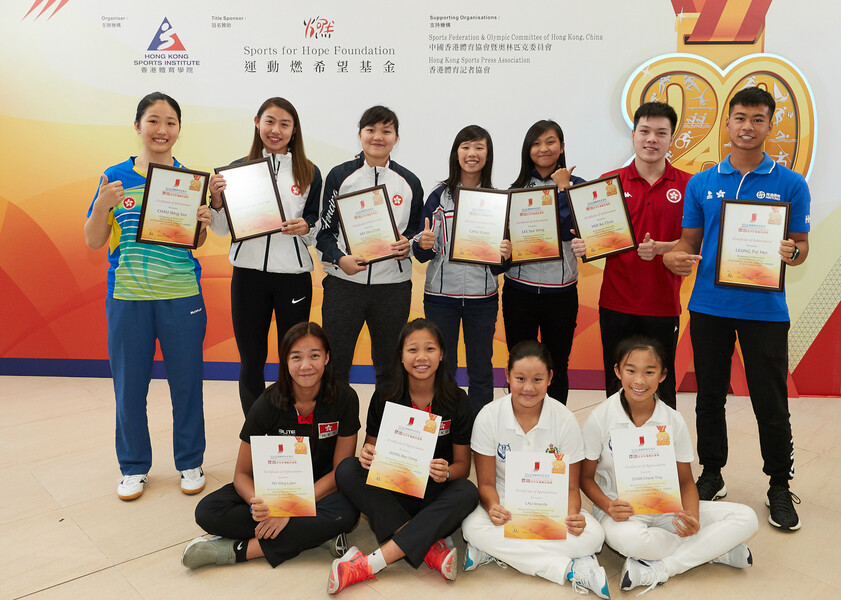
[293,237,303,268]
[262,236,271,272]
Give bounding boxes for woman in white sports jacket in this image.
[209,97,322,416]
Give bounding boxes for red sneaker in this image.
[327,546,376,594]
[424,539,457,581]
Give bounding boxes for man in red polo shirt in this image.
[571,102,691,408]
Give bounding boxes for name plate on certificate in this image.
[334,185,399,263]
[136,163,209,249]
[565,176,636,262]
[215,157,286,242]
[508,186,562,264]
[449,187,509,266]
[504,451,568,539]
[611,426,682,515]
[715,199,790,291]
[250,435,316,517]
[367,402,440,498]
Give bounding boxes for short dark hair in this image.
[633,101,678,134]
[729,87,775,116]
[512,120,566,188]
[443,125,494,196]
[135,92,181,124]
[358,105,399,136]
[265,322,336,410]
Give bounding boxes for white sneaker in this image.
[117,474,148,501]
[181,536,237,569]
[180,467,206,495]
[712,543,753,569]
[567,555,611,598]
[463,542,496,571]
[620,557,669,595]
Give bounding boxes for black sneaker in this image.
[766,486,801,531]
[696,471,727,501]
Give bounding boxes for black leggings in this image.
[231,267,312,415]
[502,284,578,404]
[194,483,359,567]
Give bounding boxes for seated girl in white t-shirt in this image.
[461,340,610,598]
[580,336,758,594]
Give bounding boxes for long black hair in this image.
[442,125,494,196]
[377,318,462,411]
[511,119,566,188]
[264,322,336,410]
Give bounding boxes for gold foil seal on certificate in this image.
[768,206,782,224]
[552,452,566,474]
[542,190,553,205]
[623,0,815,178]
[656,425,671,446]
[294,436,308,454]
[372,188,384,205]
[424,414,438,433]
[189,175,202,191]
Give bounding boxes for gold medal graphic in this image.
[424,414,438,433]
[605,180,618,196]
[622,1,815,179]
[294,435,307,454]
[656,425,671,446]
[552,452,566,474]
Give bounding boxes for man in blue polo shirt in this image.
[664,87,810,532]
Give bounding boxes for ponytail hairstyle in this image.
[264,322,336,410]
[506,339,554,373]
[248,97,314,191]
[613,335,668,414]
[511,119,566,188]
[442,125,494,196]
[378,318,462,411]
[135,92,181,125]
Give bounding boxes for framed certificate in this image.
[366,403,440,498]
[508,186,562,264]
[610,426,682,515]
[504,451,568,540]
[215,157,286,242]
[449,187,509,266]
[250,435,316,517]
[565,176,636,262]
[715,199,790,291]
[334,185,399,263]
[136,163,209,249]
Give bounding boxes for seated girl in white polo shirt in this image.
[580,336,758,594]
[461,340,610,598]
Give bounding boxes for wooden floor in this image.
[2,376,839,599]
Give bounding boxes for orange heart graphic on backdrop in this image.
[623,53,815,178]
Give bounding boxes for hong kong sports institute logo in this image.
[147,18,186,51]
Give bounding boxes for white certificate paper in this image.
[250,435,316,517]
[366,403,440,498]
[504,451,568,539]
[610,426,682,515]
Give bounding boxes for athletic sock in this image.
[368,549,388,574]
[233,539,249,563]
